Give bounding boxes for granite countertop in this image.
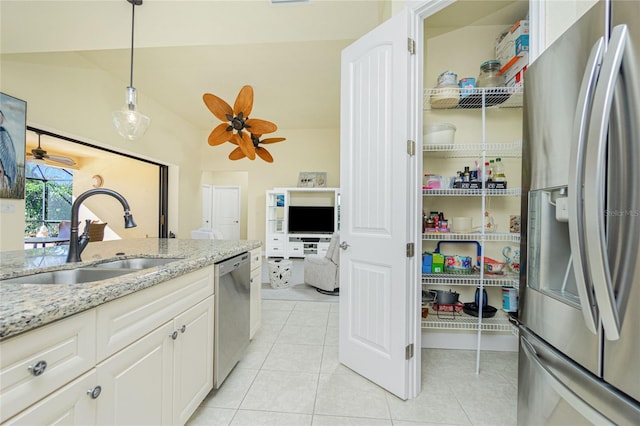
[0,238,261,341]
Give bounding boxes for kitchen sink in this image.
[0,268,139,285]
[93,257,183,269]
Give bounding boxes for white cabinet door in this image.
[96,321,174,426]
[172,297,214,425]
[212,186,241,240]
[339,7,419,400]
[3,370,97,426]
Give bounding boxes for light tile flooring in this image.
[187,299,518,426]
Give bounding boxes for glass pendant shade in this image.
[112,86,150,140]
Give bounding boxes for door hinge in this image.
[407,38,415,55]
[405,343,414,360]
[407,140,415,156]
[406,242,415,258]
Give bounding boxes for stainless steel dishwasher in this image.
[214,251,250,389]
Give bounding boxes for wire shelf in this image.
[422,273,519,286]
[424,86,523,110]
[422,232,520,242]
[422,309,513,331]
[422,188,521,197]
[423,142,522,158]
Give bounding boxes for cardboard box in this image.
[496,20,529,68]
[422,253,432,274]
[501,52,529,83]
[431,253,444,273]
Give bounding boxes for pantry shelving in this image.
[422,232,520,242]
[421,84,522,365]
[422,310,513,332]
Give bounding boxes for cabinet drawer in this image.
[0,310,96,423]
[267,245,285,254]
[267,235,284,243]
[96,266,214,362]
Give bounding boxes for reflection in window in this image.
[25,163,73,236]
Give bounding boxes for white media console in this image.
[265,187,340,259]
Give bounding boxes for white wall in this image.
[0,52,203,248]
[545,0,598,47]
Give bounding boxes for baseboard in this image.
[421,330,518,352]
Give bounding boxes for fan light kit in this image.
[203,85,285,162]
[112,0,150,140]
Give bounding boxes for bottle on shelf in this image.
[483,161,491,182]
[463,166,471,182]
[488,159,495,182]
[493,157,506,182]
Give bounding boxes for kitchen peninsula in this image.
[0,238,260,425]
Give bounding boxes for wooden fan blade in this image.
[260,137,286,144]
[255,147,274,163]
[238,131,256,160]
[245,118,277,135]
[234,85,254,118]
[228,146,246,161]
[208,123,233,146]
[229,133,242,146]
[203,93,233,122]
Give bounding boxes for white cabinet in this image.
[96,267,214,425]
[249,247,262,339]
[96,297,213,426]
[265,187,339,259]
[0,266,215,425]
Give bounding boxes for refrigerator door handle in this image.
[521,337,614,426]
[567,37,604,334]
[583,25,629,341]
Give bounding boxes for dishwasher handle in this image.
[216,252,250,275]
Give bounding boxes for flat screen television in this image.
[288,206,335,234]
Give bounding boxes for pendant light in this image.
[112,0,150,140]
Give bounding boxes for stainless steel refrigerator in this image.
[519,0,640,424]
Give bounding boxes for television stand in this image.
[265,187,340,259]
[288,235,332,258]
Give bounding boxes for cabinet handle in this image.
[170,331,178,340]
[87,386,102,399]
[28,360,47,376]
[180,325,187,333]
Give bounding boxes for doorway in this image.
[25,127,169,239]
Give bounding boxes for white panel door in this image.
[212,186,240,240]
[201,185,213,230]
[339,7,418,400]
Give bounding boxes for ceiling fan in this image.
[28,134,77,167]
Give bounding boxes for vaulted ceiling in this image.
[1,0,390,133]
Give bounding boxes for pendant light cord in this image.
[129,0,135,88]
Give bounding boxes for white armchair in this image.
[303,232,340,295]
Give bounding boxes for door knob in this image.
[339,241,350,250]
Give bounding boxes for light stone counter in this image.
[0,238,260,340]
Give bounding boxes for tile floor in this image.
[187,299,518,426]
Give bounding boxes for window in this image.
[24,163,73,236]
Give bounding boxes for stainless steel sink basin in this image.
[94,257,182,269]
[1,268,139,285]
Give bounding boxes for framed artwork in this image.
[0,92,27,199]
[297,172,327,188]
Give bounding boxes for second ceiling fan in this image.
[28,134,76,167]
